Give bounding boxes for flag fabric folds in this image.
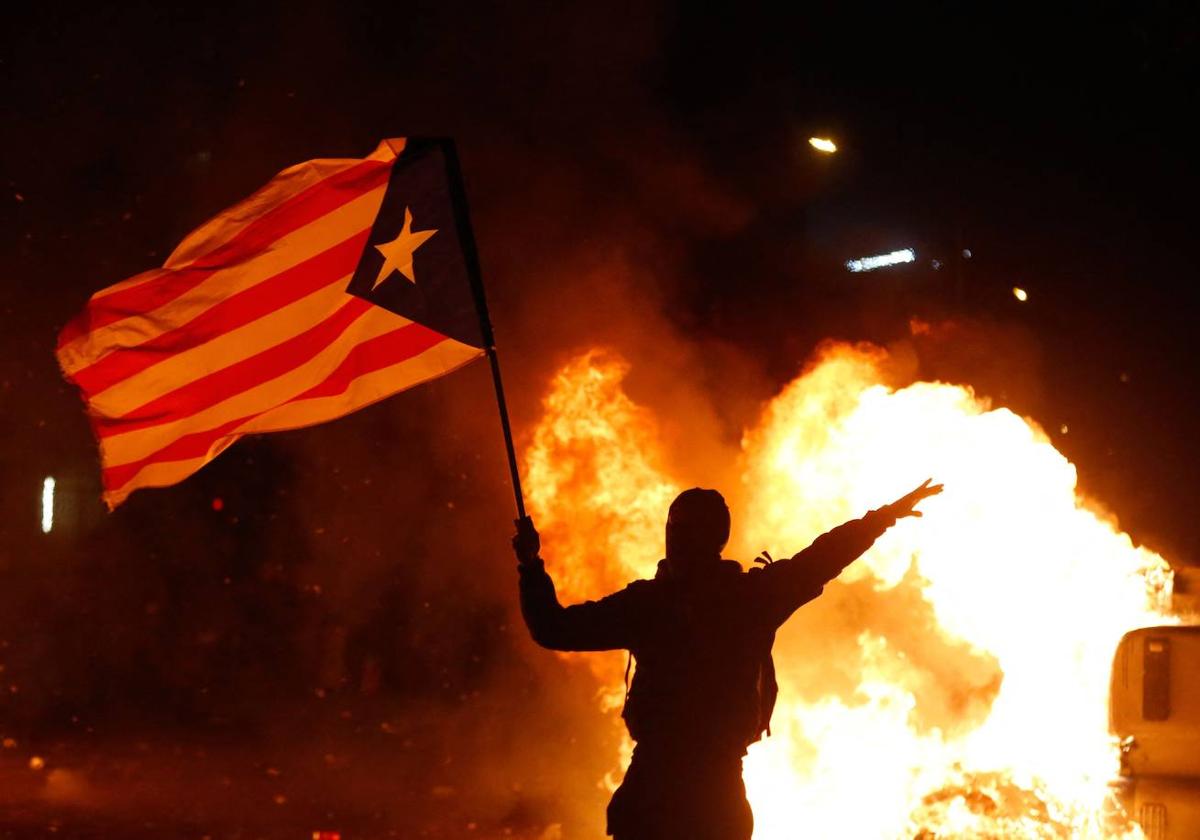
[57,138,488,508]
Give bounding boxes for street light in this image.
[808,137,837,154]
[41,476,55,533]
[846,248,916,273]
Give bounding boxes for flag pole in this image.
[441,140,526,520]
[483,344,527,521]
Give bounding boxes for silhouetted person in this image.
[514,479,943,840]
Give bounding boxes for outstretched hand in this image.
[512,515,542,567]
[884,478,944,520]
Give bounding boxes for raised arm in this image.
[754,479,943,625]
[513,516,643,652]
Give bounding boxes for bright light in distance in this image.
[845,248,916,273]
[1013,286,1028,302]
[808,137,837,153]
[41,477,55,534]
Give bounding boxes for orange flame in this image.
[524,351,678,707]
[523,341,1173,839]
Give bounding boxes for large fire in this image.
[522,341,1174,839]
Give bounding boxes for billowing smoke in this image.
[0,4,777,836]
[0,4,1179,839]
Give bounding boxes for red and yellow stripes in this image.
[58,138,483,508]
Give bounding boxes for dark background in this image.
[1,3,1198,836]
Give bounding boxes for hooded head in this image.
[665,487,730,574]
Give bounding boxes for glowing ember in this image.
[524,340,1173,839]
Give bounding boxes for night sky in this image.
[2,3,1199,835]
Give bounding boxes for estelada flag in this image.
[57,138,489,508]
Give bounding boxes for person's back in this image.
[611,555,774,839]
[515,481,941,840]
[622,557,772,748]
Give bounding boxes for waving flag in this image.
[57,138,488,508]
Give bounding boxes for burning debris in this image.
[523,340,1173,839]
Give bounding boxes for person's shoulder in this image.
[610,576,663,613]
[623,576,661,596]
[717,559,759,592]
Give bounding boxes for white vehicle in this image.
[1110,624,1200,840]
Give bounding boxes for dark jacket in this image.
[518,508,897,755]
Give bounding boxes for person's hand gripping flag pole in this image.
[58,138,526,515]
